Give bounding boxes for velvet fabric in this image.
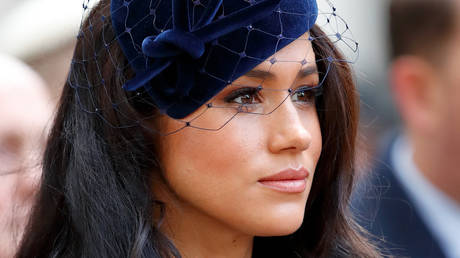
[111,0,318,119]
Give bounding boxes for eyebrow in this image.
[244,65,318,79]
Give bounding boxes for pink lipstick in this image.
[258,167,309,193]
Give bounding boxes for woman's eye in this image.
[234,94,255,104]
[224,87,261,105]
[291,86,317,103]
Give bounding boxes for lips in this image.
[258,167,310,193]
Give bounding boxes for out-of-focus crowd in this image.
[1,2,77,256]
[0,55,53,257]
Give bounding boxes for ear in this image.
[389,56,442,134]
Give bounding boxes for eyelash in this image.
[224,87,262,105]
[224,85,321,106]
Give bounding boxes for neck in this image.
[410,133,460,204]
[152,181,254,258]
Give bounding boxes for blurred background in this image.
[0,0,82,99]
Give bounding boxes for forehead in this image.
[254,32,314,70]
[231,31,317,85]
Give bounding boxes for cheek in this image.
[446,87,460,149]
[304,110,322,161]
[159,117,265,204]
[158,119,267,229]
[446,44,460,134]
[440,57,460,143]
[165,120,261,177]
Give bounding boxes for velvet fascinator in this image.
[110,0,318,119]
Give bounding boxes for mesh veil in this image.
[71,0,358,136]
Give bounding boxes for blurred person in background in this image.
[352,0,460,257]
[0,54,52,257]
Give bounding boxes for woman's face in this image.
[154,32,322,237]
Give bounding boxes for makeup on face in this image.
[154,32,322,240]
[257,167,310,193]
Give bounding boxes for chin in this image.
[256,220,304,237]
[250,206,306,237]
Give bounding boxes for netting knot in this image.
[142,29,206,60]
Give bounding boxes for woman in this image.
[16,0,380,257]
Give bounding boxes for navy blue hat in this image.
[111,0,318,119]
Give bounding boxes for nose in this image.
[267,99,313,154]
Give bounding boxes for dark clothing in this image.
[351,136,447,258]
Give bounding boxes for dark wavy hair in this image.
[16,1,380,257]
